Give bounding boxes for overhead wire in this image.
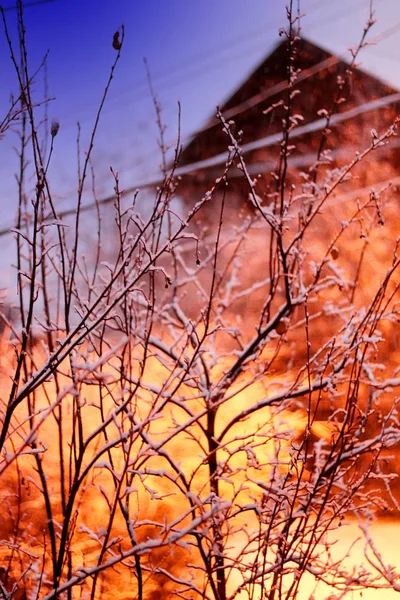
[1,86,399,238]
[179,91,400,174]
[1,0,397,236]
[54,0,371,132]
[25,0,380,206]
[114,0,397,177]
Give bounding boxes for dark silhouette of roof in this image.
[177,37,400,200]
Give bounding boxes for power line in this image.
[114,0,372,106]
[110,55,342,177]
[1,89,399,238]
[125,90,400,191]
[158,91,400,177]
[1,0,395,234]
[115,12,400,177]
[54,0,370,133]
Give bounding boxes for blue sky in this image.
[1,0,400,288]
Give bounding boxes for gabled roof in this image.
[178,37,399,176]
